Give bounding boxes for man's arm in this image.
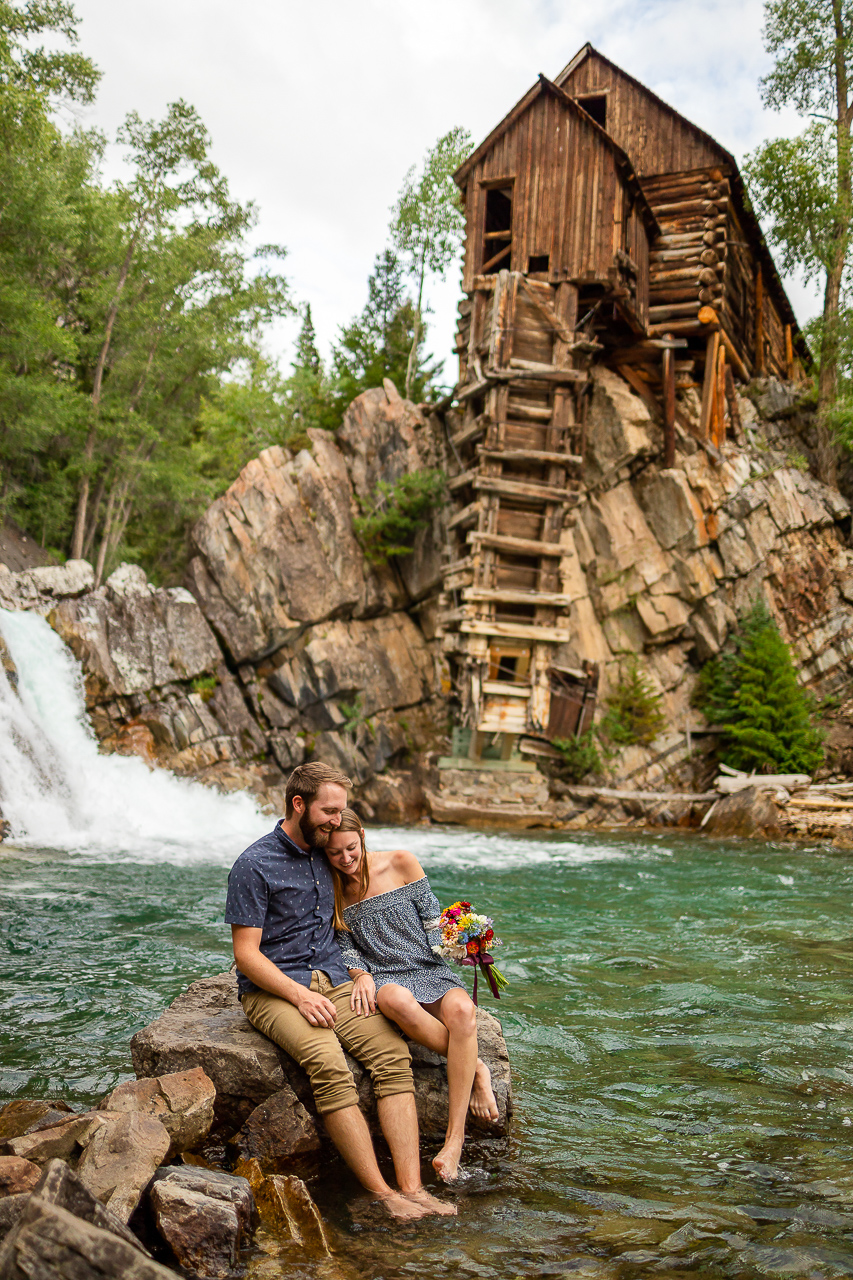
[231,926,338,1028]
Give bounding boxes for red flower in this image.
[484,928,494,942]
[466,940,479,955]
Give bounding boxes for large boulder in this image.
[0,1157,40,1197]
[703,787,783,839]
[185,433,400,665]
[148,1165,254,1278]
[131,971,513,1145]
[73,1112,172,1223]
[99,1066,216,1159]
[0,1198,175,1280]
[49,564,221,704]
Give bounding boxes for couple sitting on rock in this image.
[225,761,498,1219]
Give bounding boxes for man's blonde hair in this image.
[284,761,352,818]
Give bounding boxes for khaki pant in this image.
[241,971,414,1115]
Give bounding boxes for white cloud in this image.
[69,0,821,381]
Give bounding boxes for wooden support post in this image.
[662,342,676,467]
[715,342,726,447]
[754,270,764,373]
[699,330,720,440]
[785,323,794,381]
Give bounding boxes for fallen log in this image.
[566,786,716,802]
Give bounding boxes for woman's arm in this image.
[335,928,373,975]
[409,876,445,951]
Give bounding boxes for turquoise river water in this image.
[2,825,853,1279]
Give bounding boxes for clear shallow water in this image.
[3,826,853,1279]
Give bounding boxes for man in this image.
[225,761,454,1219]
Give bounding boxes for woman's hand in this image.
[350,972,376,1017]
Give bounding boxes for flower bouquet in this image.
[435,901,509,1004]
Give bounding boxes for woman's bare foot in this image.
[469,1060,499,1123]
[432,1136,464,1183]
[404,1188,458,1215]
[377,1191,428,1220]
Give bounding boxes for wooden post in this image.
[754,270,764,373]
[785,323,794,381]
[662,344,676,467]
[715,342,726,447]
[700,330,720,440]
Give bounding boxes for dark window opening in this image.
[528,253,549,274]
[482,185,513,273]
[495,655,517,681]
[576,94,607,128]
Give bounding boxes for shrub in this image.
[353,469,446,563]
[552,731,601,782]
[695,600,824,773]
[190,674,218,702]
[600,659,666,747]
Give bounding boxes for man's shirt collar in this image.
[274,821,315,859]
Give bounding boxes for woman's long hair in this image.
[329,808,371,931]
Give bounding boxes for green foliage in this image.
[600,659,666,747]
[389,127,472,398]
[695,600,824,773]
[331,249,439,412]
[353,469,446,563]
[287,304,337,433]
[552,731,601,782]
[190,673,218,702]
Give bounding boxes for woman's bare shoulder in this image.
[384,848,425,883]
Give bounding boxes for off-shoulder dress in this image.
[336,876,465,1005]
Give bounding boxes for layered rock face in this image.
[548,368,853,789]
[0,383,448,819]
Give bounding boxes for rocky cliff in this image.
[3,369,853,830]
[0,382,449,821]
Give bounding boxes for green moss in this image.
[190,674,218,703]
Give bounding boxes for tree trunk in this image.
[404,244,427,401]
[69,220,147,560]
[818,0,853,488]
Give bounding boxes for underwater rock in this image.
[148,1165,253,1278]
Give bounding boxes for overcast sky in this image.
[68,0,815,384]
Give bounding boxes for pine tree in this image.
[287,304,335,434]
[696,601,824,773]
[331,249,438,413]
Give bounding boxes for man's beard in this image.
[300,812,331,849]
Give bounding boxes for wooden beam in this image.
[447,500,481,530]
[699,331,721,441]
[785,323,794,380]
[459,619,570,643]
[450,415,489,448]
[754,269,764,373]
[615,364,662,422]
[714,341,726,448]
[487,366,586,384]
[662,346,676,467]
[517,275,574,342]
[463,587,572,607]
[468,531,565,557]
[472,476,578,502]
[477,447,583,467]
[448,469,478,492]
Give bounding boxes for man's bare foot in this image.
[469,1059,499,1122]
[404,1187,458,1215]
[432,1137,464,1184]
[377,1191,428,1220]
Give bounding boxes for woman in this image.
[325,810,499,1183]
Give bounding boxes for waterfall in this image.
[0,608,268,861]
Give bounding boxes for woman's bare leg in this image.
[376,984,498,1182]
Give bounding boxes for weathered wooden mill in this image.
[437,43,808,773]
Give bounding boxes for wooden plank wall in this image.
[557,52,721,177]
[460,92,651,298]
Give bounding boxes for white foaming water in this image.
[0,609,268,862]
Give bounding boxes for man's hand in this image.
[350,972,376,1017]
[294,988,338,1028]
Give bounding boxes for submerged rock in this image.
[148,1165,253,1278]
[236,1157,330,1257]
[131,971,513,1145]
[703,787,782,839]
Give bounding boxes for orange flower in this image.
[466,940,479,955]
